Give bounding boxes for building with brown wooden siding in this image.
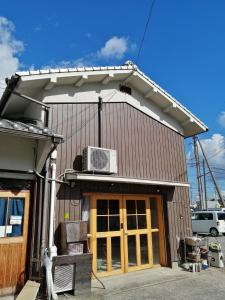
[0,61,207,290]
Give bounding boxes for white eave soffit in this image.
[16,67,208,136]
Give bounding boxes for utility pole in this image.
[193,136,204,209]
[196,136,225,207]
[202,159,208,210]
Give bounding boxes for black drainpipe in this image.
[98,96,103,148]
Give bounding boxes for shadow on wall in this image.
[73,155,82,171]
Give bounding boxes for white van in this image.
[192,210,225,236]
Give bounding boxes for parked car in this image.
[192,210,225,236]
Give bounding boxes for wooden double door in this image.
[0,191,30,295]
[89,194,165,276]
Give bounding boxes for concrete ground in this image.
[58,267,225,300]
[2,236,225,300]
[2,267,225,300]
[3,266,225,300]
[57,235,225,300]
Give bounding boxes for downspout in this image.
[41,143,59,259]
[41,160,50,260]
[44,149,58,300]
[49,149,57,253]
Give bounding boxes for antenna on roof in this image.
[124,60,134,66]
[123,60,137,69]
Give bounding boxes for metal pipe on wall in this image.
[98,96,103,148]
[29,178,38,278]
[49,150,57,251]
[41,160,50,261]
[36,176,43,273]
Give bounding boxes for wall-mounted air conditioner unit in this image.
[82,146,117,174]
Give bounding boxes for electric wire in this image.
[136,0,156,64]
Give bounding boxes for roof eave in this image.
[10,65,208,137]
[0,126,63,142]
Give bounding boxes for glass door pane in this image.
[124,197,151,271]
[128,235,137,267]
[152,232,160,264]
[140,234,148,264]
[95,198,122,274]
[7,198,24,237]
[111,237,121,270]
[97,238,107,272]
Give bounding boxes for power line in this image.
[58,1,157,141]
[207,148,225,161]
[136,0,156,64]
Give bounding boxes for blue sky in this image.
[1,0,225,201]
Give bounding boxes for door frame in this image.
[87,193,165,276]
[0,190,30,295]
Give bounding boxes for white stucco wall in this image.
[41,81,184,134]
[0,134,36,172]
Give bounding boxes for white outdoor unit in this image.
[82,146,117,174]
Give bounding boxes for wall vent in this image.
[119,84,132,95]
[53,264,75,293]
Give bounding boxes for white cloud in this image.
[199,133,225,168]
[43,36,135,69]
[0,17,24,90]
[42,57,93,70]
[97,36,128,60]
[218,112,225,128]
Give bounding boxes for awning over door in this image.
[65,173,190,187]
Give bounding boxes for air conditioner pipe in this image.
[44,249,58,300]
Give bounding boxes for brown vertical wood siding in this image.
[49,102,190,263]
[166,186,192,262]
[49,102,187,182]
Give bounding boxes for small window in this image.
[0,197,24,237]
[197,213,213,220]
[119,85,132,95]
[218,213,225,220]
